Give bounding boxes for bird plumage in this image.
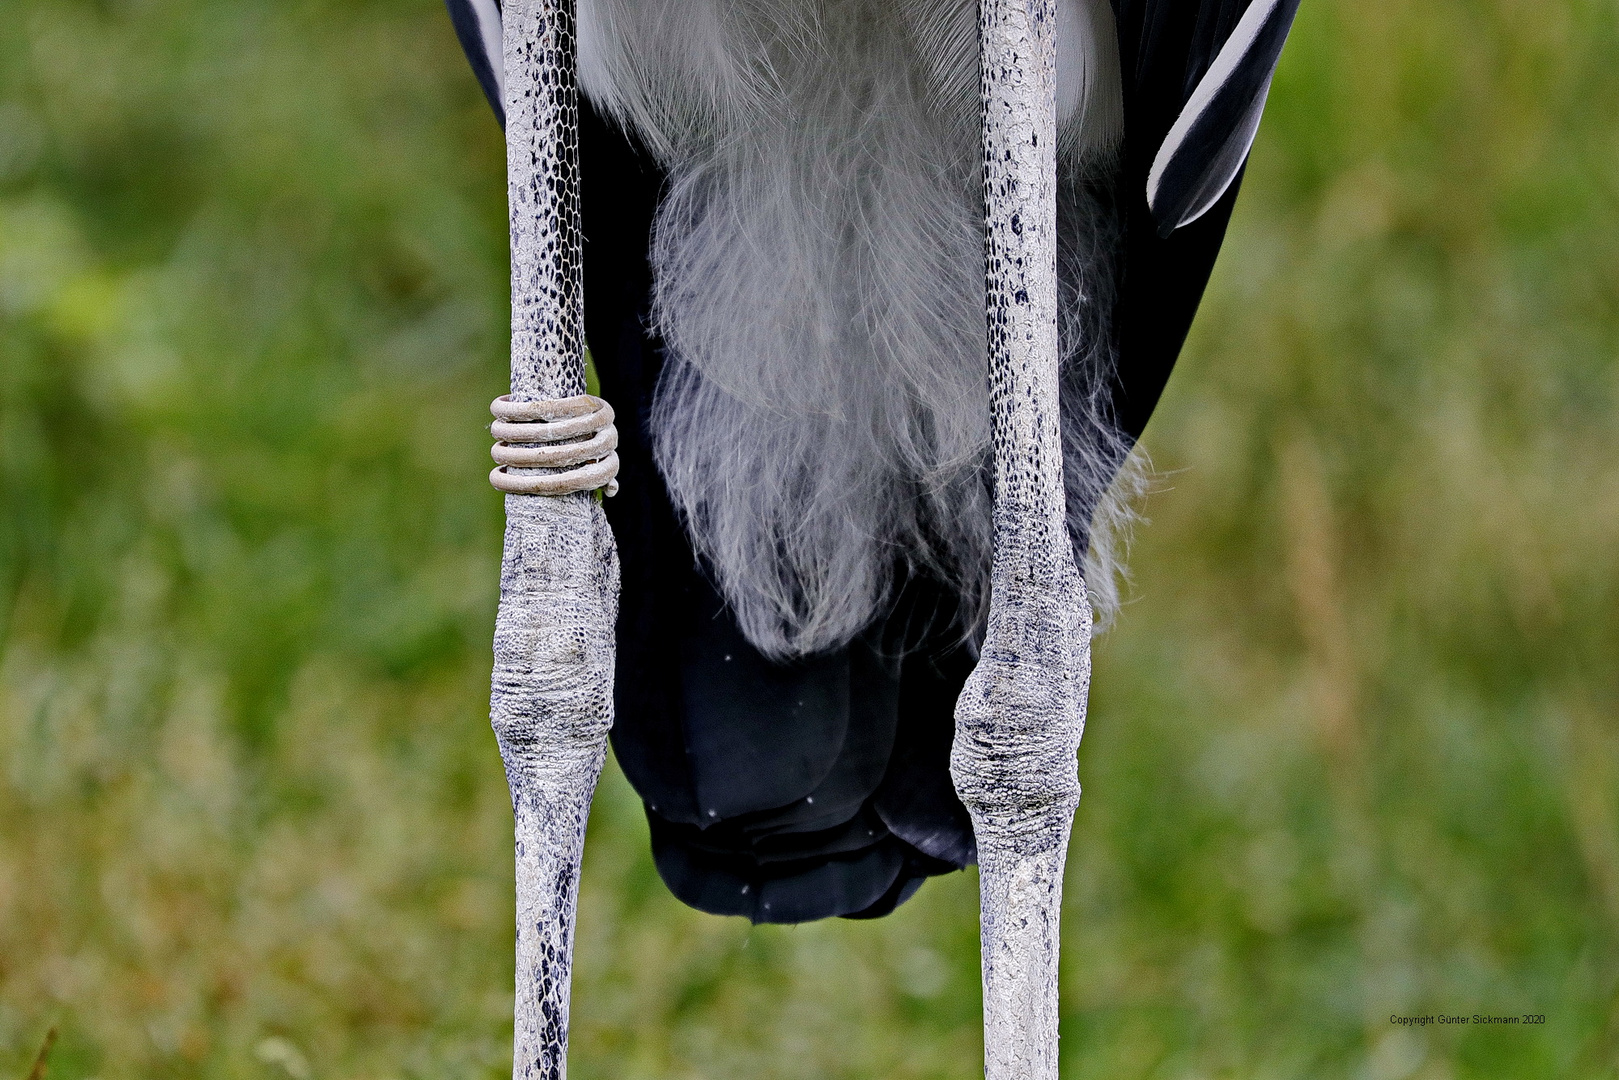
[1146,0,1302,235]
[446,0,506,126]
[449,0,1298,923]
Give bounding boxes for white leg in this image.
[493,494,615,1080]
[953,2,1089,1078]
[493,3,617,1079]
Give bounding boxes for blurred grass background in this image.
[1,0,1616,1077]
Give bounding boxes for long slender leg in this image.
[492,3,617,1079]
[953,2,1088,1078]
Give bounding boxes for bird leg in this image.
[953,2,1088,1078]
[491,3,618,1079]
[492,494,615,1080]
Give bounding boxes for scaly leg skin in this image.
[493,493,617,1080]
[493,3,618,1079]
[953,2,1087,1078]
[951,571,1088,1080]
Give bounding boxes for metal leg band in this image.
[489,393,621,497]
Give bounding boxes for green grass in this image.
[2,0,1616,1077]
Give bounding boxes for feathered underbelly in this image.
[576,0,1124,658]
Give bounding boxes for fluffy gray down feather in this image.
[577,0,1147,659]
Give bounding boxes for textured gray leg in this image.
[952,2,1089,1079]
[493,4,618,1080]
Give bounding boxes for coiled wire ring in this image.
[489,394,620,497]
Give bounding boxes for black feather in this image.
[1147,0,1302,236]
[445,0,505,127]
[1105,0,1300,441]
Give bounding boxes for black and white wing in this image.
[1107,0,1303,440]
[1145,0,1303,237]
[445,0,506,127]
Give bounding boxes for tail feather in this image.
[630,569,976,924]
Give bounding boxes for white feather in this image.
[578,0,1134,657]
